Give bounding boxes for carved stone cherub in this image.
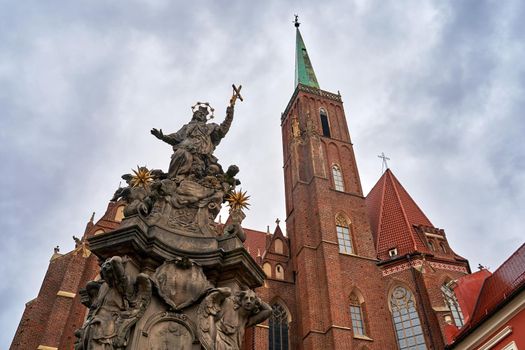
[74,256,152,350]
[198,288,271,350]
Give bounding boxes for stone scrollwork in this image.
[197,288,272,350]
[74,256,152,350]
[152,257,212,311]
[140,312,197,350]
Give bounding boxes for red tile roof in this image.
[451,243,525,344]
[470,243,525,325]
[216,221,268,261]
[243,228,268,261]
[365,169,434,260]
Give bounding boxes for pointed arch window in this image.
[320,108,331,137]
[275,264,285,280]
[269,303,290,350]
[274,238,284,254]
[441,282,464,327]
[349,293,366,336]
[115,205,125,222]
[332,165,345,192]
[263,263,272,278]
[390,286,427,350]
[336,215,353,254]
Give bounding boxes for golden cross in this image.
[230,84,244,107]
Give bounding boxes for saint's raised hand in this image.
[151,128,164,139]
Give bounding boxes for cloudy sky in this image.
[1,0,524,347]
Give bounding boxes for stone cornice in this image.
[282,84,342,122]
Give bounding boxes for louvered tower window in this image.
[320,108,331,137]
[332,165,345,191]
[441,282,464,327]
[390,286,427,350]
[269,303,289,350]
[349,293,365,336]
[336,215,353,254]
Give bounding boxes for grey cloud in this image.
[1,1,524,348]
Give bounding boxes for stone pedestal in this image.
[81,214,266,350]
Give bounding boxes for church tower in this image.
[281,20,390,349]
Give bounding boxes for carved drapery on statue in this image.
[81,86,269,350]
[75,256,152,350]
[197,288,272,350]
[111,95,243,238]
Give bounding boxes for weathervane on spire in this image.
[378,152,390,173]
[293,14,300,28]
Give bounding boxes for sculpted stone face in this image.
[192,107,208,122]
[241,291,257,311]
[101,261,114,282]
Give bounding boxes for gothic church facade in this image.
[11,24,472,350]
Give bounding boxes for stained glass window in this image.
[269,304,289,350]
[390,286,427,350]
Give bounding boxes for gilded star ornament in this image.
[130,166,153,188]
[226,190,250,211]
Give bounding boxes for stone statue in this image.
[150,102,234,180]
[74,256,152,350]
[81,86,270,350]
[198,288,272,350]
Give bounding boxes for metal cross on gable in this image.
[378,152,390,174]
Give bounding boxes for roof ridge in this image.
[374,172,388,256]
[387,170,418,251]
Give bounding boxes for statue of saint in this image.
[151,103,234,179]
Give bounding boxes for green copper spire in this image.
[294,17,320,89]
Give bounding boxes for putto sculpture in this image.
[77,85,269,350]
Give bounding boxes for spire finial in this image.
[275,218,281,226]
[89,211,95,223]
[293,14,300,28]
[378,152,390,173]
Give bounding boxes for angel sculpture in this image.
[197,288,271,350]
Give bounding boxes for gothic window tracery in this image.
[349,293,366,336]
[336,215,353,254]
[441,282,464,327]
[390,286,427,350]
[332,164,345,191]
[269,303,290,350]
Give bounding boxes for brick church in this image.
[13,23,490,350]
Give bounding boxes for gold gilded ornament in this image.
[130,166,153,188]
[226,190,250,211]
